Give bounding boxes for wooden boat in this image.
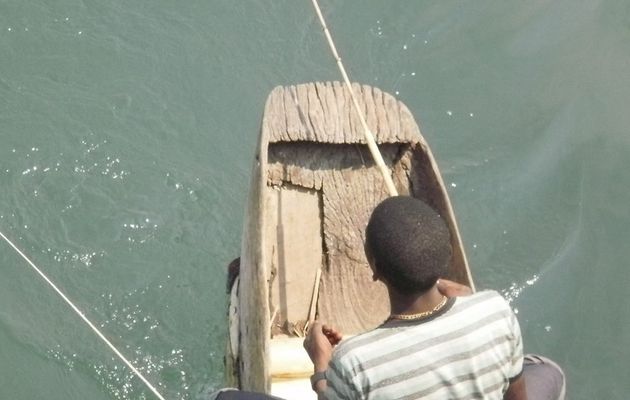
[225,81,474,398]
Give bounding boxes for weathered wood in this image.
[225,277,240,388]
[270,337,314,379]
[265,82,419,145]
[231,81,474,394]
[267,143,397,331]
[265,142,470,333]
[267,142,401,190]
[318,166,392,331]
[237,101,272,393]
[267,185,323,331]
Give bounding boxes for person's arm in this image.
[303,322,343,399]
[312,379,328,400]
[504,374,527,400]
[503,294,526,400]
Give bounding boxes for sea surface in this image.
[1,1,629,399]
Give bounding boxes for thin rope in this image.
[0,230,168,400]
[310,0,398,197]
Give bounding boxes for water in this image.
[1,1,629,399]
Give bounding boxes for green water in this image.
[1,1,629,399]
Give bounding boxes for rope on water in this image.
[310,0,398,197]
[0,230,168,400]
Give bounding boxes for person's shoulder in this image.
[333,329,375,355]
[331,326,390,364]
[456,289,512,311]
[456,289,502,301]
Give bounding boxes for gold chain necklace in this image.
[388,296,448,321]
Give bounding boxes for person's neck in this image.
[388,284,444,316]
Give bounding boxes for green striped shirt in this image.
[325,290,523,399]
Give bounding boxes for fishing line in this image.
[310,0,398,197]
[0,230,168,400]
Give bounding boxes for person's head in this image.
[365,196,452,295]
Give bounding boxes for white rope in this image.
[310,0,398,197]
[0,230,168,400]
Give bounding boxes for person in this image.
[434,281,566,400]
[304,196,565,399]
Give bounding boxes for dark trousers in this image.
[216,390,285,400]
[523,354,567,400]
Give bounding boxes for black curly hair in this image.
[365,196,452,294]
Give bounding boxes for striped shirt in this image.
[325,290,523,400]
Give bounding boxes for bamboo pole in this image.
[310,0,398,197]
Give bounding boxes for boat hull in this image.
[226,82,474,395]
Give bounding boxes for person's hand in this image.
[437,278,473,297]
[303,322,343,372]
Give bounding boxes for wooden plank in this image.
[383,90,402,141]
[399,100,421,140]
[239,152,270,392]
[268,185,323,331]
[267,142,401,192]
[307,82,326,142]
[266,82,419,143]
[372,86,387,142]
[283,85,302,142]
[362,84,378,141]
[238,115,271,393]
[270,337,314,378]
[318,166,391,333]
[264,82,421,145]
[296,83,315,141]
[333,81,352,144]
[267,86,286,142]
[348,82,365,142]
[314,81,336,140]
